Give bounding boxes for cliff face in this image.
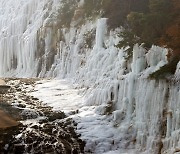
[0,0,180,153]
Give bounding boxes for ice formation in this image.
[1,0,180,153]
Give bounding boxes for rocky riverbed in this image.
[0,78,85,154]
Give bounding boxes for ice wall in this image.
[46,18,179,153]
[0,0,61,77]
[43,17,180,153]
[1,0,180,153]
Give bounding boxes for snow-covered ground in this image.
[32,79,137,154]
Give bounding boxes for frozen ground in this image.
[32,79,136,154]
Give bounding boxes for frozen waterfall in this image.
[1,0,180,153]
[0,0,61,77]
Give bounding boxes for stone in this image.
[0,110,20,129]
[17,104,26,108]
[0,79,6,85]
[14,144,25,153]
[47,111,66,121]
[0,79,10,94]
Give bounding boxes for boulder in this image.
[0,110,20,129]
[0,79,10,94]
[0,79,6,85]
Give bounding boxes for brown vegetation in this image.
[159,0,180,56]
[58,0,179,61]
[104,0,179,60]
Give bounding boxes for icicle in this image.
[175,61,180,80]
[131,44,146,74]
[166,111,172,138]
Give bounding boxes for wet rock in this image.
[21,109,39,119]
[68,110,79,115]
[0,126,21,153]
[73,149,79,154]
[39,118,48,124]
[47,111,66,121]
[32,97,39,101]
[16,88,21,92]
[0,78,85,154]
[14,144,25,153]
[17,104,26,108]
[30,125,39,129]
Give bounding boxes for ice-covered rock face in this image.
[0,0,173,79]
[1,0,180,154]
[0,0,61,77]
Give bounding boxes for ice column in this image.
[95,18,107,49]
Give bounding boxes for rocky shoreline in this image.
[0,78,85,154]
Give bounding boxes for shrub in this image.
[116,29,141,59]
